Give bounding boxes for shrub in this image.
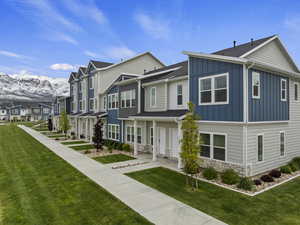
[202,167,218,180]
[280,165,292,174]
[72,135,76,140]
[221,169,240,185]
[237,177,254,191]
[269,169,281,178]
[80,134,85,139]
[108,145,113,153]
[288,162,298,172]
[291,157,300,168]
[260,174,274,182]
[84,150,91,154]
[253,179,262,186]
[122,143,131,152]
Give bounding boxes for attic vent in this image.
[251,38,254,46]
[233,40,237,48]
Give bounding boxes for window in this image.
[199,73,228,105]
[43,108,50,114]
[252,72,260,98]
[258,134,263,162]
[150,127,154,145]
[108,124,119,141]
[103,96,107,110]
[108,93,118,109]
[281,79,287,101]
[280,132,285,156]
[126,126,142,144]
[89,99,94,111]
[295,83,298,101]
[121,90,136,108]
[199,133,226,161]
[177,84,183,105]
[71,102,74,112]
[137,127,142,144]
[79,101,83,111]
[89,77,94,89]
[79,82,82,93]
[150,87,156,107]
[83,100,86,111]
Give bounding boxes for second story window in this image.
[79,101,83,111]
[281,79,287,101]
[199,73,228,105]
[252,72,260,99]
[79,82,82,93]
[89,99,94,111]
[177,84,183,106]
[150,87,156,107]
[294,83,298,101]
[121,90,136,108]
[89,77,94,89]
[108,93,119,110]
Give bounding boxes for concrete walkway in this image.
[20,125,227,225]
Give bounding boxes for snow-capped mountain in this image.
[0,71,69,102]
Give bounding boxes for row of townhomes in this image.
[54,35,300,177]
[0,102,52,121]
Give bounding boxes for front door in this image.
[158,127,166,155]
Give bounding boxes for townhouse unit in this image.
[67,52,164,142]
[52,96,71,130]
[65,35,300,177]
[6,103,52,121]
[0,106,9,120]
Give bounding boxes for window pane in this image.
[200,78,211,91]
[200,134,210,145]
[280,133,285,156]
[201,91,211,103]
[282,80,286,89]
[258,135,263,161]
[213,148,225,161]
[215,89,227,102]
[295,84,298,101]
[282,90,286,100]
[215,76,227,89]
[214,135,225,147]
[253,73,260,86]
[200,146,210,158]
[253,86,259,97]
[177,85,182,95]
[177,95,183,105]
[151,88,156,106]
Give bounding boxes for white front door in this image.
[158,127,166,155]
[171,128,180,158]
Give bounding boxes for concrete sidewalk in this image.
[20,125,227,225]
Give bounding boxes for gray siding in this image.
[119,82,138,118]
[144,83,167,111]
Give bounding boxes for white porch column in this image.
[89,118,93,143]
[85,119,89,141]
[77,118,81,139]
[152,120,157,161]
[133,119,138,156]
[177,121,183,169]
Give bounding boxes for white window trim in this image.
[198,73,229,105]
[121,90,136,108]
[294,82,299,102]
[177,84,183,106]
[89,98,94,111]
[252,72,261,99]
[150,87,156,108]
[126,125,142,144]
[279,131,286,157]
[281,79,287,102]
[107,124,120,141]
[199,132,227,162]
[108,93,119,110]
[257,133,264,162]
[79,100,83,111]
[89,76,94,90]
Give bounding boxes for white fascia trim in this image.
[128,116,179,121]
[240,35,278,58]
[138,67,182,80]
[142,75,188,87]
[196,120,289,125]
[182,51,247,64]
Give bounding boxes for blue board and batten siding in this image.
[248,69,289,121]
[189,57,244,121]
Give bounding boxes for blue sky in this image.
[0,0,299,78]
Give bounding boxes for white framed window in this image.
[126,126,142,144]
[177,84,183,106]
[252,72,260,99]
[150,87,156,107]
[89,99,94,111]
[257,134,264,162]
[79,101,83,111]
[103,96,107,110]
[199,73,229,105]
[43,108,50,114]
[83,100,86,111]
[108,93,119,109]
[108,124,119,141]
[137,127,142,144]
[281,79,287,101]
[294,83,298,101]
[89,76,94,89]
[121,90,136,108]
[79,82,82,93]
[199,132,226,161]
[280,131,285,156]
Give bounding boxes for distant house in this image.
[0,106,9,121]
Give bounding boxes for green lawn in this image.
[94,154,135,164]
[0,125,152,225]
[70,144,95,151]
[127,167,300,225]
[61,141,87,145]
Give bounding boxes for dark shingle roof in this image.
[132,110,188,118]
[79,67,87,74]
[142,61,187,83]
[90,60,113,69]
[213,35,275,57]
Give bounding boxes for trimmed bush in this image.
[260,175,274,182]
[84,150,91,154]
[253,179,262,186]
[221,169,240,185]
[237,177,254,191]
[202,167,218,180]
[280,165,292,174]
[269,169,281,178]
[288,162,298,172]
[291,157,300,168]
[122,144,131,152]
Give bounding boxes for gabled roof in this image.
[90,60,113,69]
[79,67,87,75]
[213,35,276,57]
[105,74,140,93]
[68,72,78,83]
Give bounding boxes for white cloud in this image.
[57,33,79,45]
[50,63,76,71]
[0,50,25,59]
[84,50,99,58]
[285,16,300,32]
[134,12,170,39]
[105,46,136,60]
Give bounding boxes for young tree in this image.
[92,118,103,152]
[180,102,202,189]
[48,116,53,131]
[59,111,70,137]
